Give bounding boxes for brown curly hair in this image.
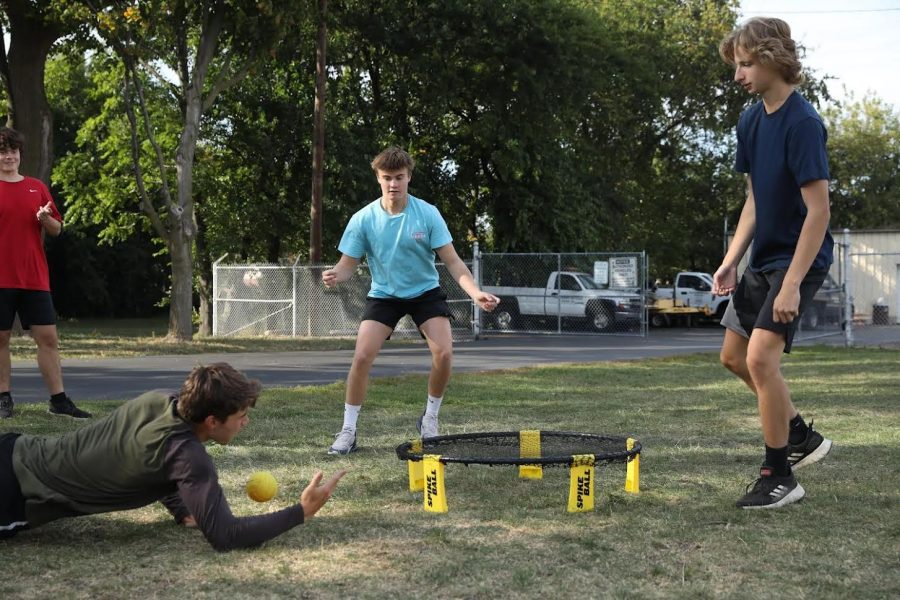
[719,17,804,85]
[0,127,25,153]
[177,363,261,423]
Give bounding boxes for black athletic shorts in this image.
[0,433,27,540]
[362,287,454,336]
[0,288,57,330]
[731,269,827,353]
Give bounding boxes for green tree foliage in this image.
[825,94,900,230]
[26,0,897,323]
[50,0,299,338]
[47,51,169,317]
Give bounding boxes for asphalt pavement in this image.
[7,325,896,404]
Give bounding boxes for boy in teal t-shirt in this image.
[322,147,499,455]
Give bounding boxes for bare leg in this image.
[345,320,393,406]
[419,317,453,397]
[0,330,11,393]
[30,325,64,395]
[746,328,791,448]
[721,328,799,419]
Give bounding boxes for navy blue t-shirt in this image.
[735,91,833,272]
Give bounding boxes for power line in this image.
[743,8,900,14]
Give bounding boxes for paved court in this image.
[6,326,895,403]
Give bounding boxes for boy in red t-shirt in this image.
[0,127,91,419]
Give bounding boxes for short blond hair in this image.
[371,147,415,174]
[719,17,803,85]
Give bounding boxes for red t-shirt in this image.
[0,176,63,291]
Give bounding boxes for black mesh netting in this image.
[396,431,641,466]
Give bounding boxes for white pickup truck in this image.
[483,271,643,332]
[649,271,731,327]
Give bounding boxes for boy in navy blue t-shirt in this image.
[714,18,833,509]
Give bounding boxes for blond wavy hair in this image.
[719,17,803,85]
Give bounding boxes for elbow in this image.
[204,526,244,552]
[208,532,249,552]
[210,541,232,553]
[812,204,830,225]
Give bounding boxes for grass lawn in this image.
[1,347,898,599]
[8,317,360,360]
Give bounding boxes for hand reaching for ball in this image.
[301,469,347,519]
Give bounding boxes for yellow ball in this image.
[246,471,278,502]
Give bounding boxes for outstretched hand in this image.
[474,291,500,312]
[301,470,347,519]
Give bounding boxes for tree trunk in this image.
[194,207,212,337]
[166,38,206,341]
[167,232,194,340]
[170,91,198,341]
[309,0,327,264]
[2,2,59,183]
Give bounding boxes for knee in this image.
[0,330,10,348]
[34,334,59,351]
[719,349,744,374]
[351,348,378,368]
[745,349,776,380]
[432,345,453,367]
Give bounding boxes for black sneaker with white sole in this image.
[48,396,92,419]
[788,420,832,470]
[736,467,805,510]
[0,393,12,419]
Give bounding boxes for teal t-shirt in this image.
[338,195,453,299]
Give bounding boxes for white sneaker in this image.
[417,413,439,438]
[328,427,358,455]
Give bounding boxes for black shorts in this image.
[0,288,57,330]
[731,269,827,353]
[362,287,454,336]
[0,433,27,540]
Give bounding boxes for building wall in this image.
[844,229,900,323]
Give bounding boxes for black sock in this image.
[50,392,67,405]
[0,391,10,399]
[764,445,791,477]
[789,414,809,445]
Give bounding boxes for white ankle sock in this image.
[343,403,361,430]
[425,394,443,418]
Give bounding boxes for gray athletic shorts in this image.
[719,269,827,353]
[720,297,747,337]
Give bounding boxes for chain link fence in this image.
[212,256,474,340]
[792,231,850,343]
[474,248,647,336]
[213,248,648,340]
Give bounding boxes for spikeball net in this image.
[395,430,642,513]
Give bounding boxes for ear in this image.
[202,414,220,432]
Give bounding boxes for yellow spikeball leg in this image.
[423,454,448,513]
[519,430,543,480]
[408,439,424,492]
[567,455,595,513]
[625,438,640,494]
[246,471,278,502]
